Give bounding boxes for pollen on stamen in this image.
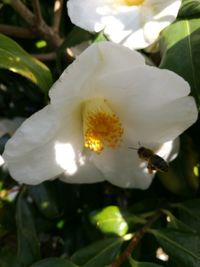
[82,98,124,154]
[124,0,144,6]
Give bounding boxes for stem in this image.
[8,0,63,49]
[0,24,36,38]
[111,211,162,267]
[53,0,63,33]
[32,52,57,61]
[32,0,43,25]
[10,0,35,25]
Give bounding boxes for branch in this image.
[7,0,63,49]
[32,0,43,25]
[53,0,64,33]
[9,0,35,26]
[0,24,37,38]
[111,211,162,267]
[32,52,57,61]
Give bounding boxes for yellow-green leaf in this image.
[0,33,52,92]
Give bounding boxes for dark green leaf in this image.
[178,0,200,18]
[16,193,40,266]
[129,257,163,267]
[71,238,123,267]
[158,136,199,195]
[151,229,200,267]
[162,209,196,233]
[27,183,60,219]
[0,33,52,92]
[90,206,128,236]
[174,199,200,234]
[0,246,21,267]
[160,19,200,108]
[31,258,79,267]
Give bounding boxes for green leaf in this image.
[27,183,60,219]
[129,257,163,267]
[160,18,200,108]
[150,229,200,267]
[158,136,199,195]
[90,206,128,236]
[16,193,41,266]
[93,31,108,43]
[162,209,196,234]
[0,246,21,267]
[178,0,200,18]
[0,33,52,92]
[31,258,79,267]
[71,238,123,267]
[174,199,200,234]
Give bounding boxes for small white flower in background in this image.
[3,42,197,189]
[67,0,181,49]
[0,117,24,167]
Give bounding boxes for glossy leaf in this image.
[31,258,79,267]
[27,183,60,219]
[90,206,128,236]
[174,199,200,234]
[158,136,199,195]
[160,18,200,108]
[0,34,52,92]
[151,229,200,267]
[71,237,123,267]
[162,209,196,233]
[16,193,41,266]
[178,0,200,18]
[129,257,163,267]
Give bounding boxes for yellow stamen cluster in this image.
[124,0,144,6]
[82,98,123,153]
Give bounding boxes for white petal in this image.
[60,155,105,184]
[142,0,181,45]
[91,145,154,189]
[2,105,83,184]
[91,137,179,189]
[67,0,118,32]
[49,42,145,109]
[135,97,198,143]
[3,106,60,159]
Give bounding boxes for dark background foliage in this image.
[0,0,200,266]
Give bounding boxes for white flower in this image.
[2,42,197,189]
[67,0,181,49]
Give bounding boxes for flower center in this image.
[82,98,123,153]
[124,0,144,6]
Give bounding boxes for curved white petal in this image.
[49,42,145,110]
[91,138,179,189]
[2,105,83,184]
[96,65,197,144]
[142,0,181,45]
[91,144,154,189]
[60,156,105,184]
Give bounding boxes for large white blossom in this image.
[2,42,198,189]
[67,0,182,49]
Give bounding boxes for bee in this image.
[129,146,169,174]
